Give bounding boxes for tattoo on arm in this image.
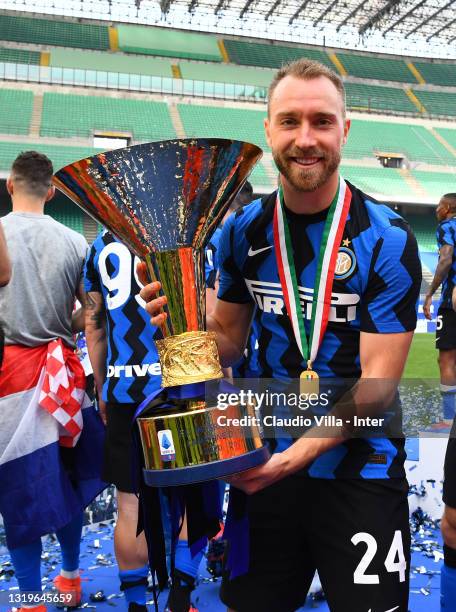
[86,292,106,329]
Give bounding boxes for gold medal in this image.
[300,361,319,395]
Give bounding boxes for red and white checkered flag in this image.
[39,339,87,448]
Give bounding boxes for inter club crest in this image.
[335,239,356,280]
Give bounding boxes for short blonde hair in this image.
[268,57,346,116]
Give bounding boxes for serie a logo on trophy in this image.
[54,139,270,486]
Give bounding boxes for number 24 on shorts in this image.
[352,531,406,584]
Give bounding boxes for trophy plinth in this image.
[138,398,267,487]
[54,138,270,486]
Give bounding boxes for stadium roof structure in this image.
[1,0,456,58]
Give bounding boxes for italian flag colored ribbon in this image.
[273,177,352,367]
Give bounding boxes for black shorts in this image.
[436,306,456,350]
[443,420,456,507]
[102,403,138,494]
[220,476,410,612]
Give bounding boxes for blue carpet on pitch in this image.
[0,522,442,611]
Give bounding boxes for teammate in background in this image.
[422,194,456,609]
[141,59,421,611]
[0,223,11,368]
[85,231,160,611]
[424,194,456,427]
[0,151,105,611]
[84,231,209,612]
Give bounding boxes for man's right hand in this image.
[139,279,168,327]
[98,397,107,426]
[423,294,433,320]
[137,262,168,327]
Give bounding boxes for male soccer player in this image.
[0,152,105,611]
[424,194,456,427]
[422,193,456,609]
[85,230,159,611]
[85,230,208,612]
[141,59,421,612]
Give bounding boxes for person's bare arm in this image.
[0,223,11,287]
[85,291,108,422]
[71,282,87,333]
[424,244,453,319]
[228,330,413,494]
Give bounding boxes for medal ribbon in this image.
[273,177,352,366]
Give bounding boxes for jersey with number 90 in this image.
[84,231,162,404]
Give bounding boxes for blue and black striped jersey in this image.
[436,217,456,310]
[84,232,162,404]
[217,181,421,478]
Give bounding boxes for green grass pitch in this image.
[403,333,439,379]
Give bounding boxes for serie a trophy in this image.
[54,138,269,486]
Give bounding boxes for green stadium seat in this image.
[340,165,416,199]
[0,88,34,135]
[249,162,273,189]
[40,93,176,140]
[117,25,221,62]
[411,170,456,201]
[406,214,438,251]
[223,39,333,70]
[0,14,109,50]
[44,200,85,235]
[178,60,273,89]
[434,127,456,150]
[177,103,268,150]
[345,83,416,114]
[0,141,102,173]
[335,52,415,83]
[49,48,173,78]
[412,89,456,117]
[412,61,456,87]
[344,119,453,166]
[0,47,40,65]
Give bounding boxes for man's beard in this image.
[273,147,341,192]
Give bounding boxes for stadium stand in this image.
[178,60,274,88]
[177,103,268,149]
[223,39,332,69]
[412,61,456,88]
[0,141,101,173]
[412,89,456,117]
[335,52,415,83]
[249,162,274,189]
[345,83,417,114]
[0,88,33,135]
[341,164,417,199]
[0,47,40,65]
[44,200,85,234]
[411,170,456,200]
[40,93,176,140]
[406,214,439,251]
[117,25,222,62]
[48,49,173,78]
[434,127,456,150]
[0,14,109,50]
[344,119,454,166]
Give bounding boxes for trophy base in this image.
[143,445,270,487]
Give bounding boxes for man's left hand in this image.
[225,452,288,495]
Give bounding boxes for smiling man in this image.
[141,59,421,612]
